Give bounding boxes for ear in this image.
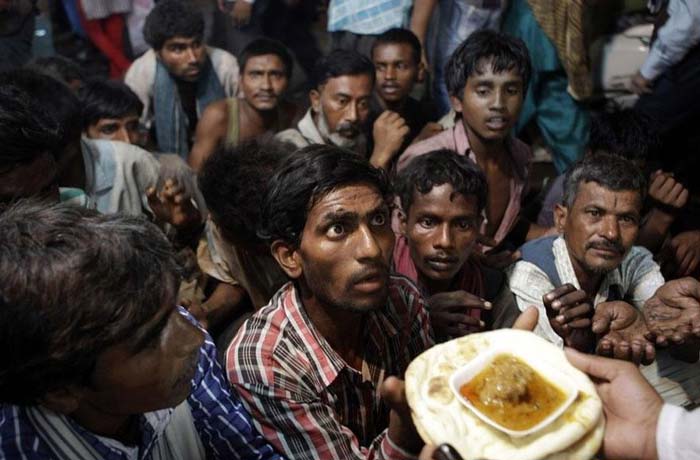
[553,204,568,234]
[309,88,322,114]
[39,386,82,415]
[450,95,464,114]
[271,240,303,279]
[416,61,426,83]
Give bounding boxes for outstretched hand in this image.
[593,301,655,365]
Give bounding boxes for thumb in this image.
[381,376,410,417]
[513,306,539,331]
[591,307,613,334]
[564,347,620,382]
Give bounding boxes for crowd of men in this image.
[1,0,700,459]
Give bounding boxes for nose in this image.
[385,65,396,81]
[114,127,130,143]
[600,216,621,242]
[355,224,383,261]
[491,89,505,111]
[261,74,272,90]
[345,102,358,123]
[186,47,197,64]
[434,223,454,249]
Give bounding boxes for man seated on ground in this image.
[275,49,409,170]
[227,145,433,459]
[397,30,550,265]
[369,28,441,150]
[79,79,144,146]
[195,140,290,355]
[189,39,298,172]
[0,202,281,459]
[125,0,239,158]
[394,149,520,342]
[508,152,700,407]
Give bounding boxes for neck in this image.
[569,254,603,298]
[240,99,278,131]
[380,96,407,113]
[71,407,141,446]
[463,122,508,167]
[418,272,454,295]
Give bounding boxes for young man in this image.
[275,49,409,170]
[0,202,281,459]
[370,28,440,149]
[227,145,433,459]
[125,0,239,158]
[79,79,144,146]
[394,149,520,341]
[508,153,700,407]
[398,30,548,262]
[189,39,297,172]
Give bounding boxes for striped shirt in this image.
[226,277,434,460]
[327,0,413,35]
[0,308,282,460]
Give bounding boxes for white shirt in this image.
[658,404,700,460]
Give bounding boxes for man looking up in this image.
[394,149,520,341]
[276,49,409,170]
[79,79,144,146]
[125,0,240,158]
[508,153,700,407]
[228,145,433,459]
[189,39,297,172]
[0,202,281,459]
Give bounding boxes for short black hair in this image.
[79,79,144,130]
[0,72,63,169]
[372,27,422,65]
[25,56,85,87]
[396,149,488,215]
[446,30,531,99]
[563,152,647,208]
[589,109,662,161]
[143,0,204,50]
[312,49,375,88]
[199,139,294,247]
[0,69,80,158]
[240,38,294,79]
[0,201,180,405]
[260,145,390,248]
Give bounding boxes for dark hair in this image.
[562,152,647,208]
[260,145,390,247]
[0,72,63,169]
[79,79,144,130]
[240,38,294,79]
[199,139,294,247]
[143,0,204,50]
[372,27,422,65]
[589,109,662,161]
[396,149,488,214]
[446,30,531,99]
[25,56,85,87]
[312,49,375,88]
[0,201,180,405]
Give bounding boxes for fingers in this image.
[428,291,492,311]
[513,306,539,331]
[380,376,410,417]
[551,289,588,311]
[543,284,578,306]
[555,302,592,326]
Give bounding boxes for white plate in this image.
[449,346,578,438]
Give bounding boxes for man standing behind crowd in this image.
[189,38,297,172]
[275,49,410,170]
[228,146,432,459]
[125,0,239,158]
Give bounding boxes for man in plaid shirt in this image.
[227,145,435,460]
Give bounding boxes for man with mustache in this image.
[125,0,240,158]
[508,152,700,407]
[227,145,434,459]
[276,49,410,170]
[188,39,298,172]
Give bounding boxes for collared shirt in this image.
[641,0,700,80]
[657,403,700,460]
[275,108,367,155]
[396,120,531,246]
[0,308,282,460]
[226,277,434,460]
[507,236,700,406]
[327,0,413,35]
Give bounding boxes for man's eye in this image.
[100,125,118,134]
[419,217,435,228]
[327,224,345,237]
[371,213,387,226]
[456,219,473,230]
[587,209,601,218]
[476,88,490,96]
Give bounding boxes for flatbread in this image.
[405,329,604,460]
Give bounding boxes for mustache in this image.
[336,121,360,135]
[347,262,389,286]
[586,239,624,254]
[426,254,459,264]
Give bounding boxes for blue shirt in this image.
[0,308,282,460]
[327,0,413,34]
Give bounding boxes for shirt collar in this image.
[296,109,326,145]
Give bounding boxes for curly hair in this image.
[143,0,204,50]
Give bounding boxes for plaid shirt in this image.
[0,308,282,460]
[327,0,413,34]
[226,277,434,460]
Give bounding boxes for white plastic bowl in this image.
[449,346,578,438]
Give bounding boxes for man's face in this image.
[240,54,289,112]
[402,184,481,287]
[0,151,59,206]
[556,181,642,278]
[294,184,394,313]
[79,298,205,415]
[372,42,420,104]
[451,59,524,143]
[157,36,206,82]
[310,74,372,149]
[85,115,141,144]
